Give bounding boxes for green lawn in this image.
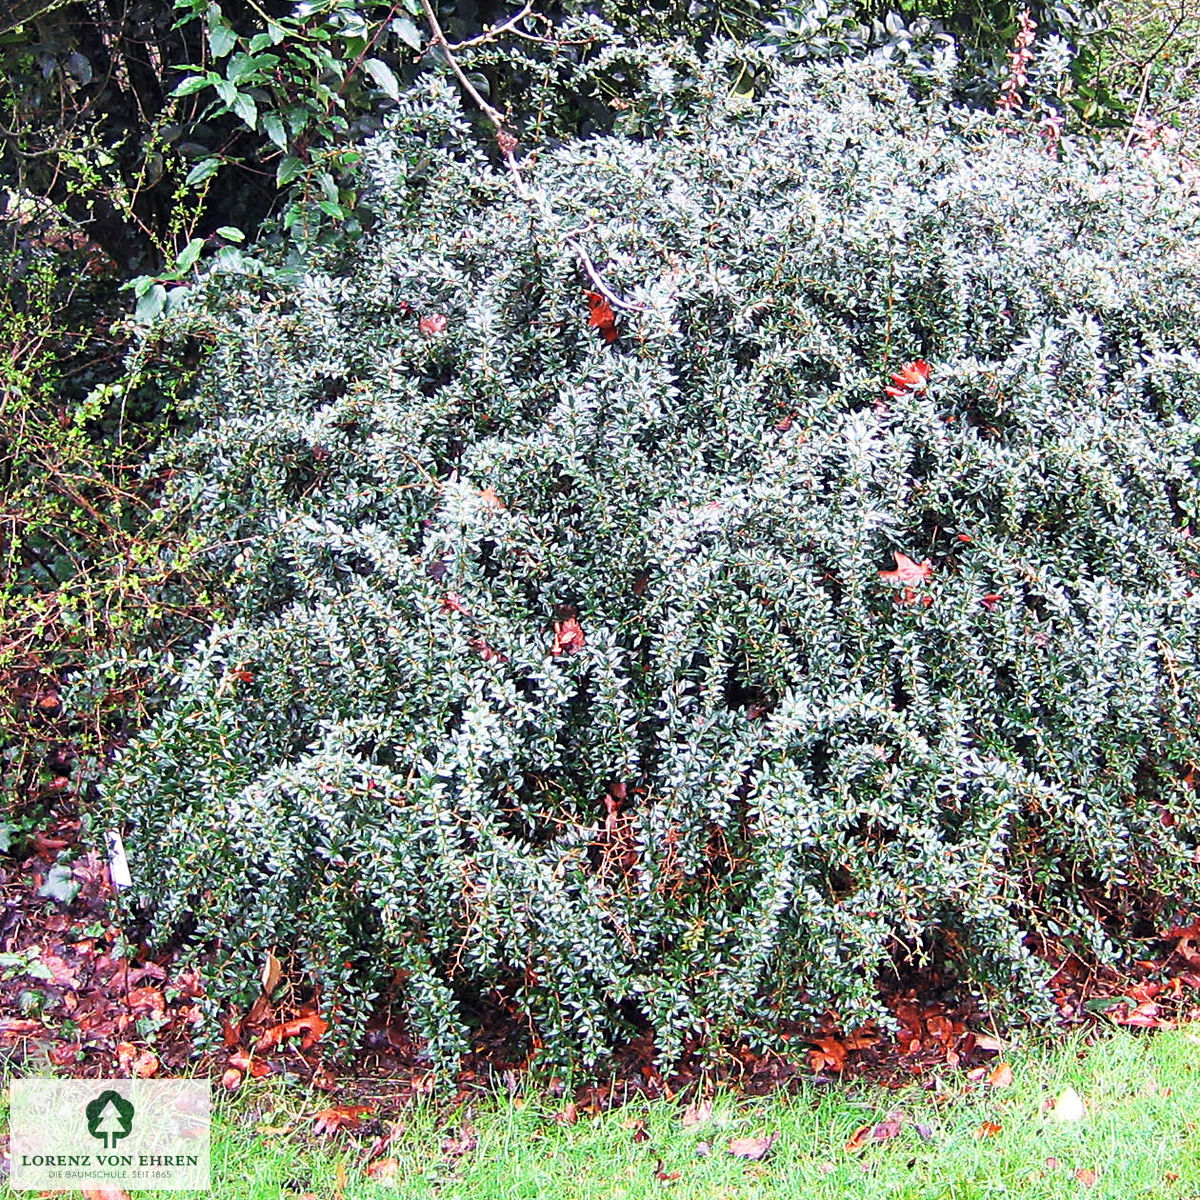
[4,1024,1200,1199]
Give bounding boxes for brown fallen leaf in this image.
[846,1124,872,1152]
[682,1098,713,1127]
[313,1105,374,1136]
[627,1118,650,1144]
[729,1132,778,1160]
[441,1122,478,1158]
[0,1018,44,1037]
[116,1042,159,1077]
[654,1156,682,1181]
[257,1013,328,1051]
[987,1062,1014,1089]
[221,1067,243,1092]
[261,951,283,996]
[871,1112,904,1142]
[808,1036,847,1073]
[366,1157,400,1185]
[552,1101,578,1126]
[125,986,165,1014]
[1075,1168,1098,1186]
[974,1121,1003,1138]
[229,1048,271,1079]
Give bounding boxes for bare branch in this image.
[417,0,645,312]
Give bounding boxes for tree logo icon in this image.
[85,1090,135,1149]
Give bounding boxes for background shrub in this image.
[105,54,1200,1070]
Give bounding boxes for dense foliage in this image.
[1,0,1112,281]
[105,53,1200,1070]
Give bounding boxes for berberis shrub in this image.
[105,53,1200,1070]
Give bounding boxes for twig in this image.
[446,0,535,51]
[418,0,645,312]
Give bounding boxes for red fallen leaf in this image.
[258,1013,328,1051]
[479,485,505,510]
[441,592,471,616]
[231,668,254,683]
[729,1132,778,1160]
[880,552,934,587]
[974,1121,1002,1138]
[84,1188,133,1200]
[313,1105,374,1135]
[957,532,973,543]
[884,358,931,398]
[1075,1168,1098,1186]
[221,1067,243,1091]
[229,1048,272,1079]
[419,313,448,335]
[550,616,585,656]
[553,1101,579,1125]
[980,593,1003,611]
[585,290,619,344]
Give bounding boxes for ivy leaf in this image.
[175,238,204,272]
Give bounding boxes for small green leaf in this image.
[215,225,245,242]
[262,110,288,151]
[232,91,258,129]
[24,961,56,982]
[391,16,424,51]
[176,237,204,271]
[363,57,400,101]
[38,864,81,906]
[171,74,210,98]
[317,199,345,220]
[184,156,221,185]
[206,5,237,58]
[135,284,167,324]
[276,155,305,185]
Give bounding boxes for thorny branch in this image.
[417,0,644,314]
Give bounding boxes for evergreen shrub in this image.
[105,54,1200,1070]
